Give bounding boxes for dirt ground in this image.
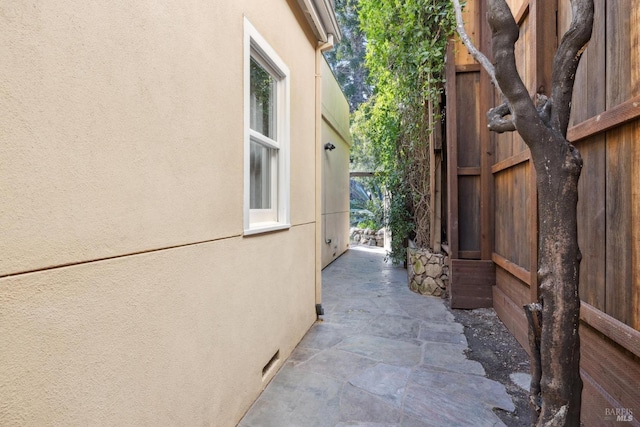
[449,304,532,426]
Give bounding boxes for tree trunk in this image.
[451,0,593,424]
[529,138,583,426]
[483,0,592,423]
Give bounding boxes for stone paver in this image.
[239,246,515,427]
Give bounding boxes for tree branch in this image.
[486,0,545,145]
[451,0,501,94]
[549,0,595,136]
[487,102,516,133]
[452,0,554,137]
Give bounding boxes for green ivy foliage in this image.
[355,0,455,264]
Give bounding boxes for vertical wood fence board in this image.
[570,0,606,126]
[428,99,444,253]
[456,73,481,168]
[515,137,527,164]
[605,125,633,326]
[606,0,632,110]
[458,176,481,254]
[633,2,640,99]
[430,101,437,252]
[479,0,495,261]
[528,156,538,301]
[531,0,557,96]
[493,169,510,259]
[556,0,572,37]
[623,0,640,323]
[517,141,528,163]
[527,0,555,301]
[493,100,527,162]
[455,71,482,258]
[446,42,459,259]
[493,162,531,268]
[432,151,443,254]
[517,12,532,92]
[512,164,525,267]
[441,142,449,248]
[632,121,640,330]
[454,0,478,66]
[516,162,531,268]
[576,135,607,311]
[480,133,495,260]
[494,124,513,162]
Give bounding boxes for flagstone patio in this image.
[239,246,515,426]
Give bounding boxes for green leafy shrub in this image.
[355,0,455,263]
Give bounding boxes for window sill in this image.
[243,223,291,236]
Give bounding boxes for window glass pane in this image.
[250,57,277,140]
[250,140,273,209]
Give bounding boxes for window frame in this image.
[243,17,291,235]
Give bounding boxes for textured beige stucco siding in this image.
[0,226,316,426]
[1,1,319,425]
[321,59,351,268]
[321,123,351,267]
[0,0,316,276]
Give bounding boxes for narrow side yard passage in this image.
[239,246,515,426]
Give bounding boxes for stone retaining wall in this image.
[350,227,385,247]
[407,247,449,297]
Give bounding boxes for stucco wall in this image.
[0,228,315,426]
[0,1,319,425]
[321,58,352,268]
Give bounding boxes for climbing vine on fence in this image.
[355,0,456,263]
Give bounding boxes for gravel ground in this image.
[449,305,533,427]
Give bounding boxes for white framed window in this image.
[244,17,291,235]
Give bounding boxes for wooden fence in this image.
[445,0,640,424]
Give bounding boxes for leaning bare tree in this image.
[451,0,594,425]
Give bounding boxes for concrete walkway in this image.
[239,246,515,427]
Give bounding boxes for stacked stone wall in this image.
[350,227,385,247]
[407,248,449,297]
